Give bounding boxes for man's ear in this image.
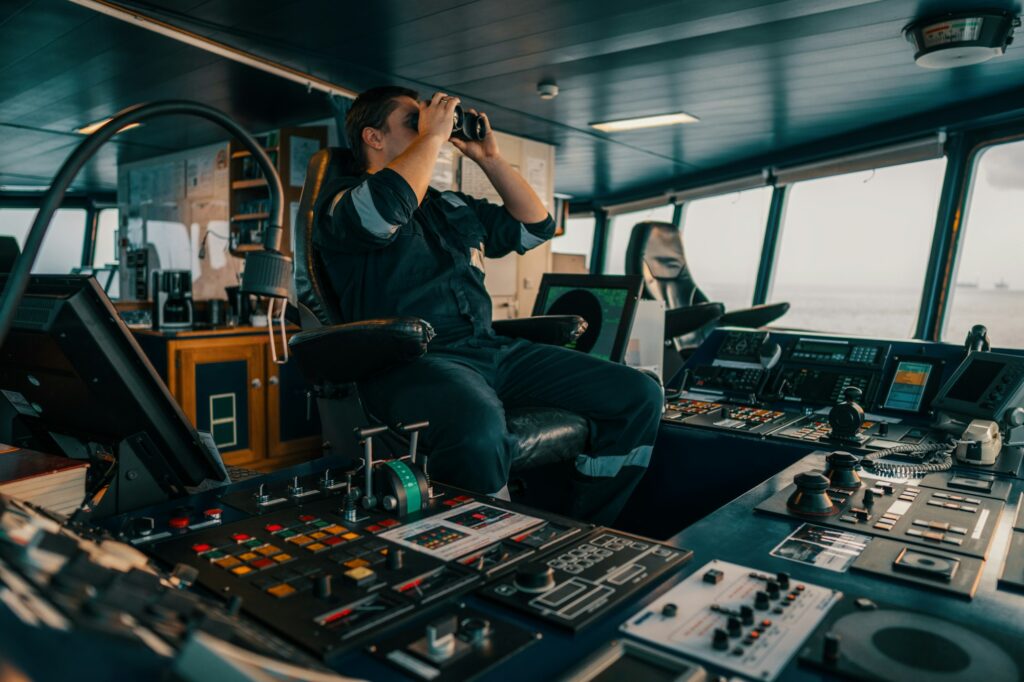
[362,126,384,151]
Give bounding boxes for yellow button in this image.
[257,545,280,556]
[344,558,369,569]
[344,566,375,581]
[231,565,253,576]
[267,583,296,598]
[323,525,346,535]
[287,535,313,546]
[306,542,327,553]
[214,557,241,569]
[341,532,359,541]
[238,552,259,562]
[272,553,293,563]
[309,531,328,540]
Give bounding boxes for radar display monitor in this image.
[883,360,934,412]
[532,274,642,363]
[932,350,1024,422]
[0,275,228,500]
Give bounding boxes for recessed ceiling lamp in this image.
[590,112,698,133]
[74,117,143,135]
[904,10,1019,68]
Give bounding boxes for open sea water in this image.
[707,283,1024,347]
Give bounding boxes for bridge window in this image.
[603,204,675,274]
[771,158,946,338]
[944,139,1024,348]
[680,187,772,311]
[92,208,120,297]
[0,208,86,273]
[551,215,595,271]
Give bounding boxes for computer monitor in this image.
[931,350,1024,422]
[0,275,227,501]
[531,274,643,363]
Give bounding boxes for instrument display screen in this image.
[883,361,933,412]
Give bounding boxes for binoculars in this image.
[411,104,487,141]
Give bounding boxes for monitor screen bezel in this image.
[880,356,943,414]
[531,273,644,364]
[0,274,226,490]
[931,351,1023,420]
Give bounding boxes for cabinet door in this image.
[177,340,266,465]
[266,347,322,460]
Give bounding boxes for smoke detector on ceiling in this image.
[537,81,559,100]
[904,10,1019,68]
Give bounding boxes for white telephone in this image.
[954,419,1002,466]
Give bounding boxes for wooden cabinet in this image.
[135,327,321,468]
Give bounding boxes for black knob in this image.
[843,386,863,403]
[661,603,678,618]
[878,422,889,437]
[787,472,836,516]
[514,562,555,593]
[825,451,862,489]
[315,574,332,599]
[766,580,780,599]
[776,572,790,590]
[755,591,769,610]
[727,616,742,637]
[461,617,491,645]
[713,628,730,650]
[740,605,754,625]
[863,488,875,506]
[824,632,841,664]
[388,548,405,571]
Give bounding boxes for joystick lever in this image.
[399,421,430,465]
[356,424,388,510]
[828,386,865,442]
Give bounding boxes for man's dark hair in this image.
[345,86,419,172]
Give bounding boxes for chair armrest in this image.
[492,315,587,346]
[665,302,724,339]
[719,302,790,328]
[288,317,434,385]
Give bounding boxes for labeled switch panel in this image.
[621,560,840,681]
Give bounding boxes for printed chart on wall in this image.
[379,502,543,561]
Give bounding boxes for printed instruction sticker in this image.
[770,523,871,572]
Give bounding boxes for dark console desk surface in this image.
[661,453,1024,681]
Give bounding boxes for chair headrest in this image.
[293,147,362,326]
[629,221,685,280]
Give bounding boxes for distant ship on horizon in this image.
[995,279,1009,290]
[956,280,979,289]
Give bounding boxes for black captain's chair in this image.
[287,148,591,491]
[626,219,789,336]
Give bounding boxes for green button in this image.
[314,520,330,528]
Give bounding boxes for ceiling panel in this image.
[1,0,1023,200]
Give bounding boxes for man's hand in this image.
[450,109,501,163]
[418,92,460,142]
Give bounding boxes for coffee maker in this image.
[151,269,194,329]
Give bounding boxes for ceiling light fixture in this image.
[74,117,143,135]
[904,10,1019,69]
[590,112,698,133]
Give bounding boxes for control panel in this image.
[482,529,691,631]
[621,560,840,681]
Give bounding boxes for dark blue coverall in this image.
[314,168,662,524]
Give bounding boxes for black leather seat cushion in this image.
[507,407,588,472]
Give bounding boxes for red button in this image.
[761,619,772,627]
[379,519,400,528]
[169,517,189,529]
[265,523,284,532]
[191,543,212,553]
[324,536,342,546]
[231,533,251,542]
[250,558,274,569]
[366,524,382,533]
[299,515,316,522]
[204,508,223,519]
